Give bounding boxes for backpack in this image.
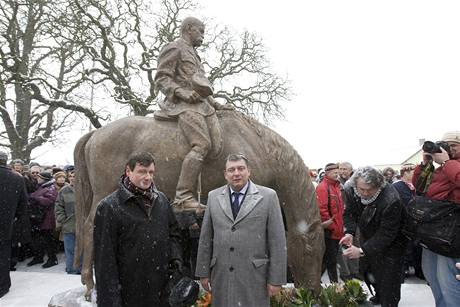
[402,195,460,258]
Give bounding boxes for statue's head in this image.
[224,153,251,192]
[181,17,205,47]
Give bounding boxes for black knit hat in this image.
[324,163,339,172]
[38,172,53,181]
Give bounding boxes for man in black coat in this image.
[94,152,183,307]
[340,166,406,307]
[0,151,28,298]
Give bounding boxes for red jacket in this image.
[315,177,344,240]
[413,157,460,204]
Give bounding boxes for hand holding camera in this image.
[422,140,450,165]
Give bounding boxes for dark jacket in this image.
[94,180,183,307]
[316,177,344,240]
[343,183,406,258]
[23,175,38,194]
[392,180,415,206]
[29,180,58,230]
[54,184,76,234]
[0,166,28,243]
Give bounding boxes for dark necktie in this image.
[231,192,242,219]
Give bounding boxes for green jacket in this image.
[54,184,76,234]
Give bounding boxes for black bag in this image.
[402,196,460,258]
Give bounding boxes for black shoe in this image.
[10,266,16,271]
[42,258,58,268]
[27,258,44,266]
[0,288,9,298]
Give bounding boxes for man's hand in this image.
[422,153,433,166]
[189,223,200,230]
[267,284,281,297]
[432,147,450,165]
[200,277,211,292]
[339,233,353,247]
[175,88,201,104]
[342,245,362,259]
[321,218,333,229]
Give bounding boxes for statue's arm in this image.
[154,46,182,102]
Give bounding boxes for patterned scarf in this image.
[414,162,435,195]
[122,175,157,209]
[354,186,383,205]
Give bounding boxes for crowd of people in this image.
[0,154,80,297]
[0,130,459,307]
[314,131,460,307]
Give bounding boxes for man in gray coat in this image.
[196,154,287,307]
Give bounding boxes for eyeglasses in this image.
[31,172,39,174]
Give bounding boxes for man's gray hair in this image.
[340,161,353,169]
[350,166,386,189]
[180,17,204,34]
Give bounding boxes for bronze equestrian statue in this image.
[74,111,324,299]
[73,16,324,301]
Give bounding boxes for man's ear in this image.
[125,165,131,176]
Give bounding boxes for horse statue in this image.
[74,110,324,299]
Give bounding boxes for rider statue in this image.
[155,16,231,211]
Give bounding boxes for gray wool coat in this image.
[195,182,287,307]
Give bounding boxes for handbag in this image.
[402,195,460,258]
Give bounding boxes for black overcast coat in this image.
[94,180,182,307]
[343,183,407,307]
[0,166,28,243]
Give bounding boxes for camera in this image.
[422,141,451,156]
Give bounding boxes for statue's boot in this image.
[173,150,206,212]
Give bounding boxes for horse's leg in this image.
[81,207,97,301]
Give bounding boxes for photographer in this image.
[412,131,460,307]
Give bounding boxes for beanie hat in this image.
[441,131,460,144]
[29,161,40,168]
[324,163,339,172]
[0,150,7,164]
[64,164,75,172]
[38,172,53,181]
[53,171,67,180]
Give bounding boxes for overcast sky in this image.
[35,0,460,169]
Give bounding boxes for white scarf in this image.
[353,186,383,205]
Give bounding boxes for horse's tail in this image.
[73,130,95,268]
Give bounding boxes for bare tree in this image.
[0,0,291,160]
[0,0,104,161]
[70,0,291,120]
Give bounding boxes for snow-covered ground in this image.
[0,253,435,306]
